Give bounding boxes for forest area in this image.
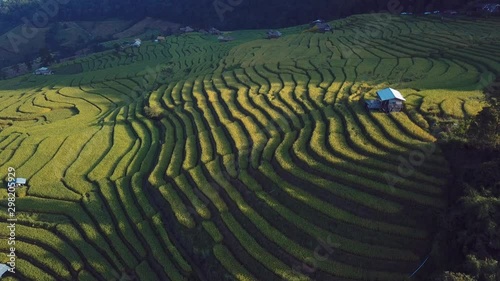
[431,91,499,281]
[0,0,486,29]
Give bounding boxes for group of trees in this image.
[38,47,53,66]
[467,98,500,150]
[430,94,500,281]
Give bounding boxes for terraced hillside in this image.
[0,14,499,281]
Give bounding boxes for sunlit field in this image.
[0,13,499,281]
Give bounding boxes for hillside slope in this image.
[0,18,179,69]
[0,13,499,281]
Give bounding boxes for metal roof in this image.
[377,88,406,101]
[15,178,27,184]
[0,263,11,277]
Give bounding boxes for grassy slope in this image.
[0,13,499,281]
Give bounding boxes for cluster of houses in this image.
[469,2,500,14]
[172,19,332,43]
[482,3,500,13]
[27,19,334,77]
[400,3,500,16]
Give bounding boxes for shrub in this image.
[143,104,164,120]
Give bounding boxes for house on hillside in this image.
[218,35,234,42]
[266,30,282,39]
[310,19,324,26]
[180,26,195,33]
[33,67,53,75]
[0,263,10,278]
[15,178,27,187]
[307,19,332,33]
[365,88,406,113]
[208,27,223,35]
[131,39,142,47]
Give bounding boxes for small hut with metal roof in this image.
[365,88,406,112]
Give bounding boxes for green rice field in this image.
[0,13,499,281]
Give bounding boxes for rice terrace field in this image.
[0,13,499,281]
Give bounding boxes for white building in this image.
[0,264,11,278]
[15,178,27,187]
[131,39,142,47]
[33,67,53,75]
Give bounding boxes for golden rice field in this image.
[0,13,499,281]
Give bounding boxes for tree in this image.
[24,60,33,71]
[464,255,498,281]
[39,48,54,66]
[113,43,121,53]
[467,98,500,150]
[76,35,85,46]
[434,271,477,281]
[11,64,19,73]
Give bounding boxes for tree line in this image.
[428,85,500,281]
[0,0,483,29]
